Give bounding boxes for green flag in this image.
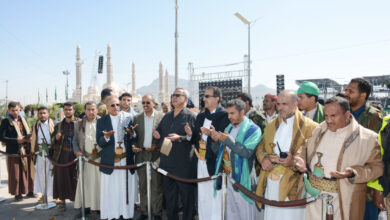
[55,87,57,101]
[38,90,40,104]
[46,88,48,103]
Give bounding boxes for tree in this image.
[74,103,84,117]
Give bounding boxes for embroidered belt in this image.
[268,164,286,181]
[115,152,127,160]
[198,148,206,158]
[37,146,50,156]
[85,151,101,161]
[308,172,338,193]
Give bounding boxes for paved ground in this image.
[0,144,176,220]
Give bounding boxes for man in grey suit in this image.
[132,94,164,220]
[73,102,100,217]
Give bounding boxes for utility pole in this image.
[247,23,251,94]
[174,0,178,88]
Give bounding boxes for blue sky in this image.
[1,0,390,104]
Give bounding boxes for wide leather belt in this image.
[115,152,127,160]
[308,172,338,193]
[85,151,101,161]
[37,146,50,156]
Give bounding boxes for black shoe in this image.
[154,216,162,220]
[25,192,38,198]
[15,195,23,201]
[136,214,148,220]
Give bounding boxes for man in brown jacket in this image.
[344,78,384,219]
[256,90,318,220]
[73,102,101,217]
[295,96,383,220]
[132,95,164,220]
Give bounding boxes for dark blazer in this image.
[192,107,230,176]
[0,118,28,154]
[96,112,135,174]
[157,108,197,178]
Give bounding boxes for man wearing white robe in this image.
[31,106,54,203]
[256,90,318,220]
[73,102,101,215]
[97,96,137,220]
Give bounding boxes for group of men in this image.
[0,77,390,220]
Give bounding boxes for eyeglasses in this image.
[171,94,184,98]
[142,101,151,105]
[204,94,216,98]
[110,103,120,107]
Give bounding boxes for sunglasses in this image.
[142,101,151,105]
[110,103,120,107]
[203,94,216,98]
[171,94,184,98]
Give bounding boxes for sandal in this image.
[37,196,44,204]
[57,202,66,211]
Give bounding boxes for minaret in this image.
[132,62,136,95]
[69,45,83,103]
[164,69,169,102]
[107,43,113,86]
[158,62,164,102]
[76,45,82,102]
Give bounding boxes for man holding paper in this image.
[154,88,197,220]
[184,86,229,220]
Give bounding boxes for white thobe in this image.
[198,111,222,220]
[226,122,257,220]
[74,119,101,210]
[143,112,154,148]
[100,114,137,219]
[305,124,350,220]
[33,120,53,197]
[264,115,305,220]
[266,111,277,123]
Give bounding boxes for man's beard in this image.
[282,112,294,120]
[348,99,358,107]
[40,118,47,123]
[65,115,73,119]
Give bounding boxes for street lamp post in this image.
[63,70,70,101]
[174,0,179,88]
[5,80,8,108]
[235,12,252,94]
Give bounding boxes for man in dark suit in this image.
[184,86,230,220]
[96,96,137,220]
[153,88,197,220]
[132,94,164,220]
